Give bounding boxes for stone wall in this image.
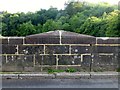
[0,32,120,72]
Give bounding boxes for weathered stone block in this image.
[34,66,42,72]
[92,55,118,71]
[80,55,91,72]
[35,55,56,65]
[58,55,81,65]
[61,37,96,44]
[0,38,8,44]
[93,55,117,65]
[24,67,34,71]
[9,37,23,45]
[92,65,117,72]
[35,55,42,65]
[18,45,44,55]
[42,66,57,72]
[57,66,84,72]
[82,55,91,66]
[2,55,6,65]
[25,37,60,44]
[61,31,96,44]
[2,66,16,72]
[57,65,90,72]
[42,55,56,65]
[0,44,2,54]
[2,55,34,67]
[95,46,118,53]
[45,45,69,54]
[22,55,34,67]
[71,46,91,54]
[97,37,120,44]
[1,55,6,65]
[2,45,17,54]
[25,31,60,44]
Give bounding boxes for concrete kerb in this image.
[90,72,118,79]
[55,72,90,79]
[1,72,118,79]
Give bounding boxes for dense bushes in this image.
[1,1,119,37]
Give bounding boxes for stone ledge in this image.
[1,72,118,79]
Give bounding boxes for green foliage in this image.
[65,68,77,73]
[1,1,119,37]
[117,68,120,72]
[47,68,77,74]
[17,21,36,36]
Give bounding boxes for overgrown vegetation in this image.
[65,68,77,73]
[0,1,119,37]
[116,68,120,72]
[47,68,77,73]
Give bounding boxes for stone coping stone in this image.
[96,37,120,44]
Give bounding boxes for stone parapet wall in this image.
[0,35,120,72]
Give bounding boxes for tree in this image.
[80,16,101,36]
[42,19,63,32]
[17,21,36,36]
[35,24,43,33]
[105,10,119,37]
[1,1,118,37]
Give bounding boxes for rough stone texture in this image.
[42,66,57,72]
[1,30,119,72]
[0,44,2,54]
[2,45,17,54]
[2,55,34,71]
[80,55,91,72]
[58,55,81,65]
[2,66,17,72]
[82,55,91,66]
[95,46,118,53]
[62,37,96,44]
[15,55,34,67]
[25,37,60,44]
[25,30,96,44]
[71,46,91,54]
[45,45,69,54]
[97,37,120,44]
[94,55,116,65]
[92,55,118,71]
[35,55,56,65]
[35,55,42,65]
[0,55,2,71]
[9,37,23,45]
[34,66,42,72]
[61,31,96,44]
[0,38,8,44]
[42,55,56,65]
[1,55,6,65]
[24,67,34,71]
[18,45,44,55]
[57,66,81,71]
[25,31,60,44]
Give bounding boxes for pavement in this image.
[1,72,119,79]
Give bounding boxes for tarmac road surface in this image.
[2,78,118,88]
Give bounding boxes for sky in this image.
[0,0,119,13]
